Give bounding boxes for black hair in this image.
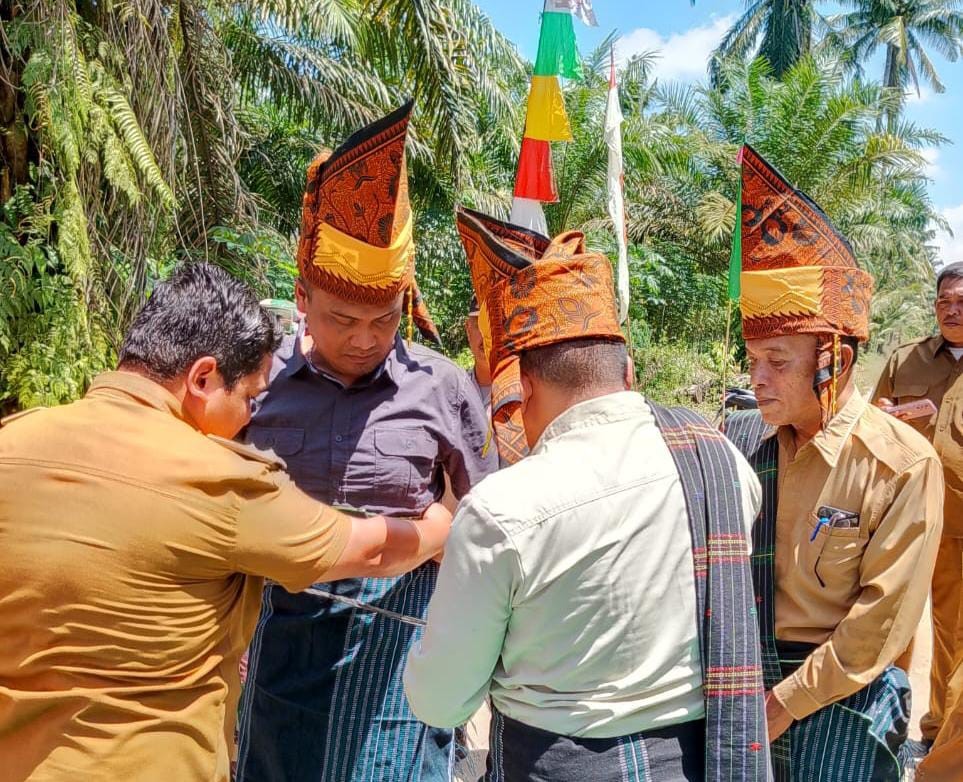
[119,262,280,389]
[842,335,859,366]
[519,338,628,392]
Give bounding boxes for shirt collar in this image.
[930,335,963,360]
[533,391,647,453]
[927,334,948,358]
[773,388,867,468]
[87,371,195,425]
[281,326,401,391]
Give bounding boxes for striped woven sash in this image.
[650,404,769,782]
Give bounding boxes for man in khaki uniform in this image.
[874,261,963,778]
[0,263,451,782]
[724,146,943,781]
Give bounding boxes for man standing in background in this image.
[874,261,963,776]
[235,103,497,781]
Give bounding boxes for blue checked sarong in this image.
[725,410,911,782]
[235,564,453,782]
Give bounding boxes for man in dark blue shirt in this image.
[235,103,496,781]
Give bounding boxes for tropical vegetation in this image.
[0,0,958,410]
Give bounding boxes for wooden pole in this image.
[720,297,733,429]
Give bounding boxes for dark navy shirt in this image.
[245,333,496,516]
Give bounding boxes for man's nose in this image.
[749,366,767,389]
[351,328,378,351]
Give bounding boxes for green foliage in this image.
[0,0,951,413]
[412,210,475,350]
[0,0,522,409]
[0,190,112,407]
[827,0,963,128]
[711,0,824,82]
[209,225,298,300]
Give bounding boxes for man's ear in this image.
[185,356,221,400]
[624,355,635,391]
[295,278,309,315]
[520,370,534,408]
[840,342,856,376]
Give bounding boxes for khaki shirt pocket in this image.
[890,380,937,434]
[805,512,868,596]
[891,381,930,402]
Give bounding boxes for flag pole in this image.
[722,145,745,429]
[721,297,732,428]
[607,44,637,379]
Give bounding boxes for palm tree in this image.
[0,0,524,409]
[829,0,963,128]
[711,0,821,81]
[653,54,944,345]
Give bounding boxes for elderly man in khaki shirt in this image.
[0,263,451,782]
[874,261,963,779]
[724,146,943,781]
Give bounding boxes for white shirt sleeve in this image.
[403,492,519,728]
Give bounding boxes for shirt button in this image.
[405,440,413,449]
[335,435,343,443]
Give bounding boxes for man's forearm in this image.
[362,503,452,578]
[318,502,453,582]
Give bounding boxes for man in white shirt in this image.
[404,219,769,782]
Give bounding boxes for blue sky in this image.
[475,0,963,264]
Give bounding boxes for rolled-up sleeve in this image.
[232,468,352,593]
[404,493,518,727]
[773,454,944,719]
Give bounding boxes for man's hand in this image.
[765,691,794,742]
[875,397,910,420]
[421,502,453,563]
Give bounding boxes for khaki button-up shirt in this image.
[873,334,963,537]
[768,390,943,720]
[0,372,350,782]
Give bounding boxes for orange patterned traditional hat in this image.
[297,101,440,344]
[457,206,624,464]
[457,207,549,464]
[739,145,873,343]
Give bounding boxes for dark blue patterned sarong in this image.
[774,643,910,782]
[235,566,453,782]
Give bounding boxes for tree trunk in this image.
[0,0,29,204]
[882,44,902,132]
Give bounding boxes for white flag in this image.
[509,197,549,236]
[604,51,629,323]
[543,0,598,27]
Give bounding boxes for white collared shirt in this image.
[404,391,761,738]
